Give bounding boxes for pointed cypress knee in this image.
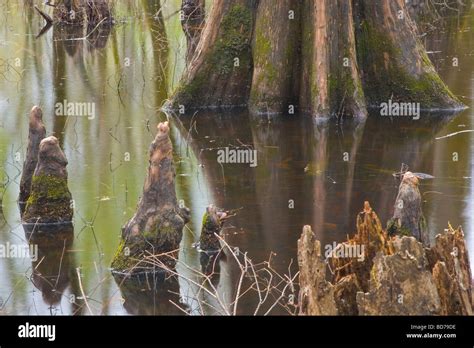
[200,204,226,252]
[19,106,46,214]
[112,122,190,274]
[23,136,73,224]
[387,171,428,246]
[199,205,227,273]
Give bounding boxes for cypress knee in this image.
[199,204,227,252]
[19,106,46,214]
[23,136,73,224]
[388,171,428,246]
[112,122,190,274]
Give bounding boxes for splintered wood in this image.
[297,202,473,316]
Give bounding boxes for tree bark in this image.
[199,204,227,274]
[23,136,73,224]
[53,0,112,25]
[427,226,473,315]
[299,0,367,118]
[19,106,46,213]
[169,0,463,117]
[249,0,300,114]
[199,204,226,252]
[354,0,463,110]
[169,0,256,110]
[53,0,86,24]
[297,225,338,315]
[112,122,190,274]
[357,236,441,315]
[181,0,206,63]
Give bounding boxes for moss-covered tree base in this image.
[23,136,73,224]
[167,0,464,118]
[167,1,255,111]
[355,0,464,110]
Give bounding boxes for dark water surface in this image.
[0,2,473,315]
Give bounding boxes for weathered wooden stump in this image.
[19,106,46,214]
[297,225,338,315]
[329,201,389,291]
[297,203,473,316]
[112,122,190,274]
[357,236,441,315]
[23,136,73,224]
[427,225,473,315]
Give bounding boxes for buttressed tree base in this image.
[168,0,465,117]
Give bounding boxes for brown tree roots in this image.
[168,0,465,117]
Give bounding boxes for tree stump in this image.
[427,226,473,315]
[298,204,473,315]
[329,201,389,291]
[297,225,338,315]
[357,236,441,315]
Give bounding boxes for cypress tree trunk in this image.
[249,0,300,114]
[168,0,464,117]
[354,0,463,110]
[299,0,367,117]
[170,0,256,110]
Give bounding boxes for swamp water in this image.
[0,2,473,315]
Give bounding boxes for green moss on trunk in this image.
[171,2,254,109]
[23,174,72,223]
[355,1,464,110]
